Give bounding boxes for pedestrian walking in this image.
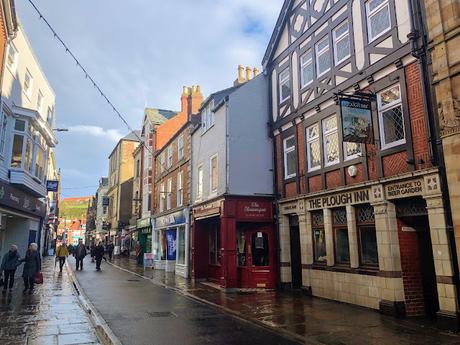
[74,239,87,271]
[21,243,41,294]
[90,244,95,263]
[56,243,69,273]
[94,242,105,271]
[107,242,114,262]
[1,245,21,294]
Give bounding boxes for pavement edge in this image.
[65,262,123,345]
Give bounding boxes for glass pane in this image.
[336,36,350,62]
[345,142,361,158]
[382,106,405,144]
[24,138,33,173]
[360,227,378,265]
[177,227,185,265]
[252,232,269,266]
[301,62,313,86]
[335,228,350,264]
[153,231,160,260]
[314,228,327,262]
[325,132,339,164]
[211,157,218,191]
[14,119,25,131]
[380,85,401,107]
[307,124,319,139]
[370,6,390,39]
[335,22,348,37]
[308,140,321,169]
[160,230,167,260]
[285,137,295,148]
[209,227,220,264]
[11,134,23,168]
[317,51,331,75]
[281,80,291,100]
[237,230,246,266]
[286,150,297,176]
[332,208,347,225]
[369,0,386,12]
[301,51,312,64]
[323,116,337,131]
[317,37,329,52]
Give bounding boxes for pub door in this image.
[237,225,275,288]
[289,216,302,289]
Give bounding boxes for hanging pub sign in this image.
[46,180,59,192]
[340,98,373,144]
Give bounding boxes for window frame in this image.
[356,205,379,268]
[366,0,392,43]
[160,152,165,173]
[167,146,173,168]
[306,123,321,172]
[37,90,44,115]
[6,43,18,74]
[332,20,351,65]
[322,115,340,167]
[0,111,8,157]
[209,154,218,194]
[23,69,33,100]
[300,50,314,88]
[197,165,203,201]
[377,83,406,150]
[283,135,297,179]
[166,178,172,210]
[178,135,184,160]
[177,171,183,207]
[312,211,327,264]
[279,68,291,103]
[332,208,350,266]
[159,182,165,212]
[315,35,331,78]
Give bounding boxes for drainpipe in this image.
[408,0,460,304]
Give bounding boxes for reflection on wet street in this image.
[110,257,460,345]
[0,257,100,345]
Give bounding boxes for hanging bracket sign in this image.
[340,97,374,144]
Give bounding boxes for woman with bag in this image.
[1,244,21,294]
[21,243,41,294]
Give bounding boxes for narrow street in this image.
[68,256,301,345]
[69,256,460,345]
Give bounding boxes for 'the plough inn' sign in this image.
[308,189,370,210]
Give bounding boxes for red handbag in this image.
[34,272,43,284]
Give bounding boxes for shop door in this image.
[289,216,302,289]
[240,228,275,288]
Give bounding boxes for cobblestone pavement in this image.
[111,257,460,345]
[0,256,101,345]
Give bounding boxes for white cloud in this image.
[67,125,124,143]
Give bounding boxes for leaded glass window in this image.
[279,69,291,102]
[366,0,391,42]
[378,84,406,149]
[322,115,339,166]
[333,21,350,65]
[316,35,331,77]
[344,142,361,160]
[306,123,321,171]
[301,50,314,87]
[283,136,297,179]
[312,211,326,263]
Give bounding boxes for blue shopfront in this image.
[152,208,190,278]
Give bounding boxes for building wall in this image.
[227,75,273,196]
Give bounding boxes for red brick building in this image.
[264,0,457,325]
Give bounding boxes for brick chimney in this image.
[181,86,191,115]
[189,85,203,115]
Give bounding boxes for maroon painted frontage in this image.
[192,196,276,289]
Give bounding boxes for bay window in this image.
[366,0,391,42]
[378,84,405,149]
[300,50,313,87]
[333,21,351,65]
[316,35,331,77]
[322,115,339,166]
[279,69,291,103]
[0,112,7,155]
[306,124,321,171]
[283,136,297,179]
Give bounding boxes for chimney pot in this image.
[253,67,260,77]
[238,65,245,82]
[182,86,190,96]
[246,66,252,81]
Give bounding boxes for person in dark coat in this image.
[21,243,41,294]
[94,242,105,271]
[107,243,114,261]
[1,244,21,293]
[90,244,95,263]
[74,239,87,271]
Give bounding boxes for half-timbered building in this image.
[264,0,458,325]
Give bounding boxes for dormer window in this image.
[202,102,215,133]
[279,69,291,103]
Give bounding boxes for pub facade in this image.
[264,0,458,325]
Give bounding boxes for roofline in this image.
[262,0,293,68]
[154,120,192,157]
[108,134,141,159]
[198,85,240,113]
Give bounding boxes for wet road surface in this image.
[69,256,301,345]
[108,257,460,345]
[0,256,100,345]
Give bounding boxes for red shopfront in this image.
[192,196,276,289]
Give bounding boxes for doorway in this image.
[289,215,302,289]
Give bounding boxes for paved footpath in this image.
[107,257,460,345]
[0,256,101,345]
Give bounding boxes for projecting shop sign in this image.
[340,98,374,144]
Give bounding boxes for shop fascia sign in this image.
[193,199,222,219]
[0,180,46,215]
[385,179,423,199]
[155,210,186,228]
[307,189,370,210]
[136,217,151,229]
[236,201,272,220]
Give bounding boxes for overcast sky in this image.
[16,0,282,198]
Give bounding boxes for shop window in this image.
[378,84,405,149]
[279,68,291,103]
[177,226,185,265]
[283,135,297,179]
[237,229,246,266]
[153,230,160,260]
[366,0,391,43]
[160,230,167,260]
[333,208,349,265]
[306,123,321,171]
[356,205,378,267]
[209,226,221,265]
[312,211,326,263]
[252,232,269,266]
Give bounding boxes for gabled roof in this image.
[262,0,293,68]
[145,108,177,126]
[122,130,141,142]
[200,85,240,112]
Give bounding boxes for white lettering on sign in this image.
[308,189,369,210]
[244,202,267,214]
[386,180,423,199]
